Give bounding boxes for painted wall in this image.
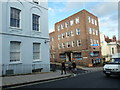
[0,0,50,75]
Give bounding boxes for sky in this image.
[48,0,119,39]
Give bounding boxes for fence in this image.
[1,64,50,76]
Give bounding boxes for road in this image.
[13,71,120,88]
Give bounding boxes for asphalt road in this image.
[14,71,120,88]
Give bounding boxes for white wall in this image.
[1,0,50,75]
[0,2,1,30]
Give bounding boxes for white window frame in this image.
[71,30,74,36]
[61,24,64,29]
[51,37,54,41]
[92,18,94,24]
[95,20,97,26]
[66,32,70,37]
[72,41,75,47]
[97,40,99,45]
[58,44,61,49]
[67,42,70,48]
[32,14,40,32]
[96,30,98,35]
[65,22,69,28]
[51,45,54,50]
[89,28,92,34]
[10,7,21,29]
[62,33,65,39]
[88,16,91,23]
[93,29,95,35]
[70,20,74,26]
[76,28,80,35]
[10,41,21,63]
[90,39,93,45]
[53,54,55,58]
[62,43,65,48]
[75,17,79,24]
[58,25,60,31]
[77,40,81,47]
[33,43,41,61]
[94,40,96,44]
[58,35,61,40]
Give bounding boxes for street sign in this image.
[91,44,99,46]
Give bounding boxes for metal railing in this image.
[1,64,50,76]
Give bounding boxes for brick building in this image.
[49,9,102,66]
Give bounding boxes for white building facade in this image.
[0,0,50,76]
[100,33,118,62]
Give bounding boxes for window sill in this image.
[32,30,41,33]
[33,60,42,63]
[9,61,22,65]
[9,27,22,31]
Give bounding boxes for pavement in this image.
[0,63,103,89]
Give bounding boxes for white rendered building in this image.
[0,0,50,76]
[100,32,118,62]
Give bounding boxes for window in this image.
[58,44,61,49]
[60,53,66,60]
[61,24,64,29]
[10,7,21,28]
[51,37,54,42]
[95,20,97,26]
[112,48,114,54]
[94,40,96,44]
[88,16,91,23]
[33,43,40,60]
[58,35,61,40]
[76,28,80,35]
[75,17,79,24]
[65,22,69,28]
[53,54,55,58]
[67,42,70,48]
[90,39,93,45]
[62,33,65,39]
[51,45,54,50]
[72,41,75,47]
[66,32,70,37]
[57,25,60,31]
[10,41,21,62]
[71,30,74,36]
[77,40,81,46]
[96,40,99,44]
[89,28,92,34]
[93,29,95,35]
[96,30,98,35]
[73,53,82,60]
[32,14,40,31]
[92,18,94,24]
[70,20,74,26]
[62,43,65,48]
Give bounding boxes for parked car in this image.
[103,53,120,77]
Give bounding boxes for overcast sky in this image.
[48,0,119,39]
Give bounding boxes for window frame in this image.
[10,7,21,28]
[76,28,80,35]
[10,41,21,63]
[75,17,79,24]
[77,40,81,47]
[33,43,41,61]
[32,14,40,32]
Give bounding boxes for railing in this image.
[1,64,50,76]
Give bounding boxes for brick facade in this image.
[49,9,102,67]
